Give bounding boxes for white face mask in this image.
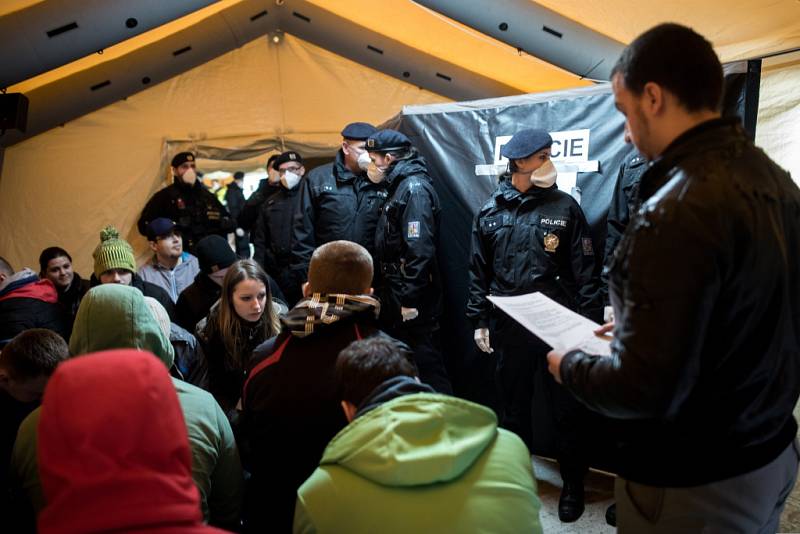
[180,168,197,185]
[357,151,372,171]
[366,163,385,184]
[530,160,558,188]
[281,170,302,189]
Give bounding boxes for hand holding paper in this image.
[487,292,612,356]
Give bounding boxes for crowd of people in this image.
[1,22,799,534]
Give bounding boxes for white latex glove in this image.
[400,306,419,322]
[474,327,493,353]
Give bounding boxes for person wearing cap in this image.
[366,129,452,395]
[238,154,281,236]
[90,225,177,320]
[253,150,306,306]
[466,128,602,523]
[225,171,250,258]
[176,234,285,332]
[290,122,388,287]
[138,218,201,303]
[137,151,236,254]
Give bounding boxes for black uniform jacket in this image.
[253,184,302,290]
[224,181,246,221]
[561,118,800,486]
[604,153,648,262]
[290,150,388,283]
[467,178,602,330]
[138,178,235,252]
[374,152,442,328]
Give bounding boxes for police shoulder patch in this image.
[582,237,594,255]
[408,221,420,239]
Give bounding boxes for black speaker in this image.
[0,93,29,133]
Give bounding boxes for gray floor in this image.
[534,456,616,533]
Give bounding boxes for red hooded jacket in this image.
[37,349,229,533]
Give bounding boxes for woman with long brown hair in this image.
[198,259,281,414]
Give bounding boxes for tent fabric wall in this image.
[756,56,800,185]
[0,34,447,276]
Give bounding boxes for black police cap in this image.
[500,129,553,160]
[365,129,411,153]
[171,152,196,168]
[341,122,377,141]
[272,151,303,171]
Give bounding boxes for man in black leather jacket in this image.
[367,129,452,394]
[290,122,388,286]
[548,23,800,532]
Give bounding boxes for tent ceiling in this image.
[2,0,800,147]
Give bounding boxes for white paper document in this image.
[487,292,611,356]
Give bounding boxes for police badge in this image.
[543,233,559,252]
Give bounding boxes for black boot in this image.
[558,481,585,523]
[606,503,617,526]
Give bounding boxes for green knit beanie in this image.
[93,226,136,278]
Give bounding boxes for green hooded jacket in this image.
[11,284,243,529]
[294,392,542,534]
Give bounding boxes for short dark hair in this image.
[308,240,373,295]
[611,23,723,112]
[336,335,417,406]
[0,256,13,276]
[39,247,72,274]
[0,329,69,380]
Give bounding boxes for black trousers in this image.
[493,321,589,484]
[387,325,453,395]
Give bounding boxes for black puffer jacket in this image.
[561,118,800,486]
[373,152,442,329]
[290,151,388,284]
[253,184,302,303]
[467,178,602,329]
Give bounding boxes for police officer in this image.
[138,152,235,254]
[290,122,388,286]
[603,125,648,311]
[466,129,602,523]
[238,154,281,235]
[253,150,305,306]
[367,129,452,394]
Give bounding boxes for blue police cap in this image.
[146,217,177,241]
[341,122,377,141]
[500,129,553,160]
[366,129,412,152]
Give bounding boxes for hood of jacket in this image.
[320,380,499,487]
[281,293,380,338]
[69,284,174,368]
[0,269,59,304]
[37,350,204,534]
